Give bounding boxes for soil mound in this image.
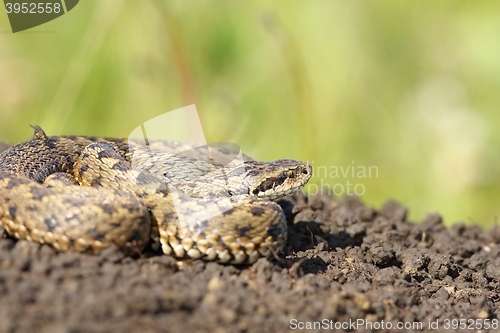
[1,193,499,332]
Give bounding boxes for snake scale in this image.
[0,126,312,264]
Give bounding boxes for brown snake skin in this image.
[0,126,312,264]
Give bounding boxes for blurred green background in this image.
[1,1,500,227]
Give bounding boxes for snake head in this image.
[243,159,312,200]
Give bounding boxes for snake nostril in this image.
[302,170,308,175]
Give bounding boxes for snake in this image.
[0,126,312,264]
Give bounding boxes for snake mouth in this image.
[251,165,311,199]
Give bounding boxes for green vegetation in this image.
[1,1,499,227]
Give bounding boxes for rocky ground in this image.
[1,191,499,333]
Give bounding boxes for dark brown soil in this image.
[1,192,500,333]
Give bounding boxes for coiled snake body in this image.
[0,126,312,264]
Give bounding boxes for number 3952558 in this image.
[5,2,62,14]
